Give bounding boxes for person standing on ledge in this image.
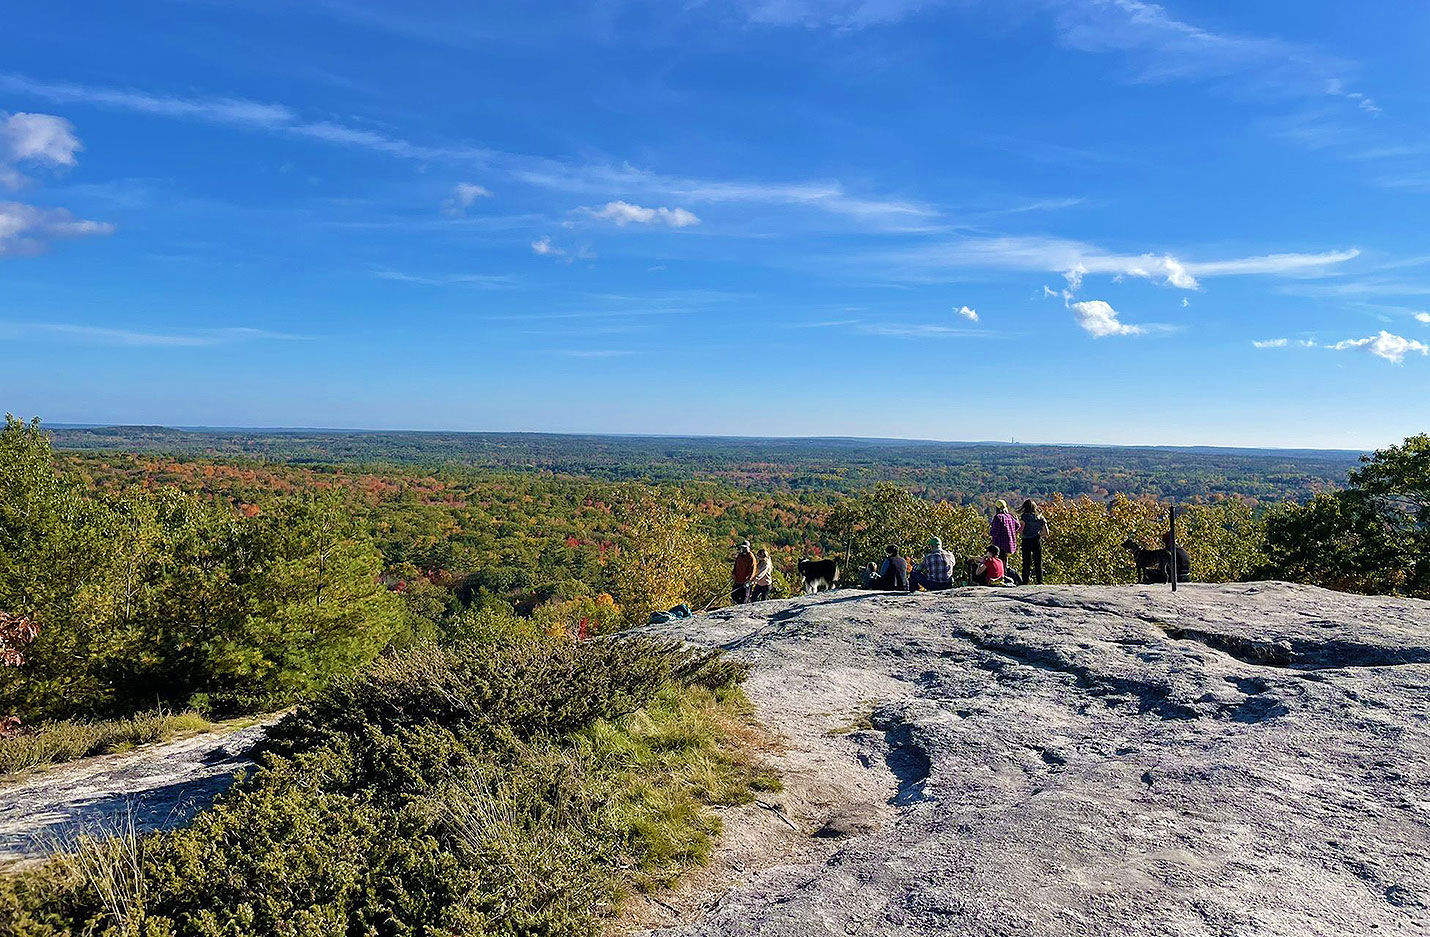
[731,540,756,605]
[751,547,774,602]
[910,537,955,592]
[1019,498,1049,585]
[990,499,1020,563]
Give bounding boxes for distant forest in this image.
[48,426,1358,504]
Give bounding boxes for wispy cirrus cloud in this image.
[0,322,308,346]
[441,182,491,216]
[372,269,517,288]
[884,235,1359,290]
[0,74,492,163]
[726,0,1374,110]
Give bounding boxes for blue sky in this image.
[3,0,1428,448]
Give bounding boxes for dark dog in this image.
[797,557,840,594]
[1122,538,1172,584]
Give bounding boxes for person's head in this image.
[928,536,942,551]
[995,499,1008,513]
[1021,499,1036,514]
[1161,531,1174,547]
[986,544,1000,557]
[738,541,751,553]
[757,547,768,558]
[887,544,899,556]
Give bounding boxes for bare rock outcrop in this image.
[648,582,1430,936]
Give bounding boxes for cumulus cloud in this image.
[1,112,80,188]
[586,201,700,228]
[1070,299,1142,337]
[1252,338,1289,348]
[1416,311,1430,324]
[1328,331,1429,364]
[531,235,562,257]
[955,305,979,322]
[0,202,113,256]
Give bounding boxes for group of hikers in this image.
[864,498,1052,591]
[728,497,1193,602]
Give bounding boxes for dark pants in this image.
[909,571,952,592]
[731,584,750,604]
[871,574,907,592]
[1022,538,1043,585]
[750,583,770,602]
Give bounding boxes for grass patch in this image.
[0,635,777,937]
[0,711,211,776]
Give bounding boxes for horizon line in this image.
[40,422,1369,456]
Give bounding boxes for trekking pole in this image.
[1169,505,1178,593]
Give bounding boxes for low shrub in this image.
[0,633,772,937]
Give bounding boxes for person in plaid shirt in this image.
[910,536,956,591]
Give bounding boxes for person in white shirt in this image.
[751,548,774,602]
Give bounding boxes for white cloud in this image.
[893,236,1358,290]
[1181,297,1190,307]
[586,200,701,228]
[531,236,562,257]
[859,322,985,338]
[1,112,80,188]
[1070,299,1142,337]
[0,322,306,346]
[0,202,113,256]
[516,162,934,230]
[1328,331,1429,364]
[955,305,979,322]
[1251,338,1289,348]
[0,74,490,163]
[373,269,515,287]
[1415,312,1430,324]
[442,182,491,216]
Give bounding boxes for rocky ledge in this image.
[649,582,1430,937]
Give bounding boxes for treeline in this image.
[48,425,1357,503]
[6,413,1426,727]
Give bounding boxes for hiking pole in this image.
[1169,505,1178,593]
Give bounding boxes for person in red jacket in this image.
[974,545,1005,586]
[731,540,756,604]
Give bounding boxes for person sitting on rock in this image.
[871,544,908,591]
[974,544,1006,586]
[910,537,955,592]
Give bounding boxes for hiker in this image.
[872,544,908,591]
[731,541,755,605]
[990,500,1019,562]
[1019,498,1049,585]
[974,545,1005,586]
[751,547,774,602]
[1162,531,1192,582]
[910,537,955,592]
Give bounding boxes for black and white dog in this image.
[797,557,840,595]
